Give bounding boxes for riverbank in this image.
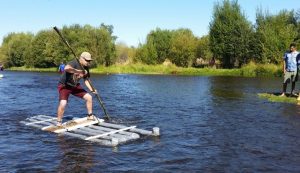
[258,93,299,104]
[8,62,282,77]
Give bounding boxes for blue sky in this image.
[0,0,299,47]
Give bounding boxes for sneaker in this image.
[87,113,96,120]
[56,120,63,127]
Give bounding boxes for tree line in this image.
[0,24,116,68]
[0,0,300,69]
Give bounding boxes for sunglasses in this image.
[82,57,92,62]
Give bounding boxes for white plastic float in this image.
[20,115,160,147]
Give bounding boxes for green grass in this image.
[91,63,172,74]
[91,63,241,76]
[9,66,57,72]
[258,93,298,104]
[177,67,241,76]
[7,62,283,77]
[241,62,281,77]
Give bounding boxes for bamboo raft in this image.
[20,115,160,147]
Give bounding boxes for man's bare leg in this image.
[280,83,287,97]
[57,100,67,125]
[83,93,94,120]
[291,81,296,96]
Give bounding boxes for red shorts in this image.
[58,84,87,101]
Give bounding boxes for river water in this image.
[0,71,300,172]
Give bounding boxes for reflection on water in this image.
[0,71,300,172]
[56,135,95,172]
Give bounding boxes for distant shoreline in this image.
[7,63,282,77]
[7,65,240,76]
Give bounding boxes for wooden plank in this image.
[42,117,103,133]
[85,126,136,140]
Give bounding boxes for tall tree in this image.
[169,29,197,67]
[293,9,300,45]
[195,35,213,61]
[29,30,58,67]
[0,24,117,68]
[209,0,253,68]
[115,42,137,64]
[146,28,173,64]
[93,24,116,66]
[1,32,33,67]
[135,40,157,64]
[136,28,197,67]
[54,24,116,67]
[255,9,297,64]
[135,44,151,64]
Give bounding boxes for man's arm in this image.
[283,60,286,74]
[64,64,85,75]
[282,53,287,74]
[84,79,97,94]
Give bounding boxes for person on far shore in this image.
[297,52,300,101]
[58,61,65,73]
[280,43,299,97]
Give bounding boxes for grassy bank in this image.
[8,62,282,77]
[9,67,57,72]
[258,93,298,104]
[8,64,240,76]
[91,63,241,76]
[240,62,282,77]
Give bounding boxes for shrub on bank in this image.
[241,62,281,77]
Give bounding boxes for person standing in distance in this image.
[281,43,299,97]
[56,52,97,126]
[58,61,65,73]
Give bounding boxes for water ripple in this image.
[1,72,300,172]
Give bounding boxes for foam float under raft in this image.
[20,115,160,147]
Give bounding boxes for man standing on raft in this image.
[56,52,97,126]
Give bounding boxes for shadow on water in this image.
[1,72,300,172]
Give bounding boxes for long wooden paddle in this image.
[53,26,110,121]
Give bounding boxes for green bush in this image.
[241,62,281,77]
[240,61,257,77]
[256,63,281,77]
